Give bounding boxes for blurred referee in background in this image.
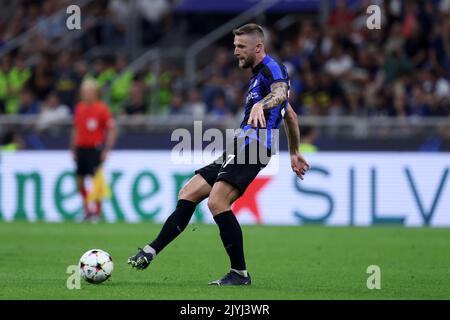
[70,79,116,222]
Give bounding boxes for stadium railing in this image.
[1,115,449,139]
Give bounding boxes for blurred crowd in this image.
[195,0,450,119]
[0,0,175,130]
[284,0,450,118]
[1,0,450,129]
[166,0,450,119]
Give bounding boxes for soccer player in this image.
[71,79,116,222]
[128,24,310,285]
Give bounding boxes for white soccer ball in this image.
[79,249,114,284]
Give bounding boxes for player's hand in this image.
[247,103,266,128]
[291,153,310,180]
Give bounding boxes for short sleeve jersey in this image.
[239,54,290,149]
[74,100,115,147]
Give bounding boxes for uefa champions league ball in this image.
[79,249,114,284]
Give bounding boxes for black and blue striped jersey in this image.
[238,54,290,150]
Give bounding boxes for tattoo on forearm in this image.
[259,82,288,109]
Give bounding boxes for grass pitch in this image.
[0,222,449,300]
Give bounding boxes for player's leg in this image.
[90,149,104,221]
[148,174,211,252]
[91,170,102,220]
[75,147,91,220]
[94,201,101,219]
[80,147,103,222]
[207,181,251,286]
[207,138,268,285]
[128,174,212,270]
[76,174,90,221]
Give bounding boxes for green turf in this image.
[0,221,449,299]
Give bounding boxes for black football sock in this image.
[213,210,247,272]
[149,199,197,254]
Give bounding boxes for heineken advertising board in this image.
[0,151,449,226]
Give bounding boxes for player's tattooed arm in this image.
[258,82,289,110]
[248,82,288,127]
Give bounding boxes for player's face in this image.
[81,86,98,103]
[234,35,256,69]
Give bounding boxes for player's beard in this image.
[238,55,255,69]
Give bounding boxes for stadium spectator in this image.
[123,79,148,115]
[74,59,90,85]
[109,54,134,114]
[369,88,396,117]
[327,0,355,35]
[300,72,323,115]
[168,92,186,116]
[138,0,171,45]
[383,42,414,85]
[107,0,131,46]
[209,94,232,119]
[54,51,81,111]
[17,88,40,115]
[36,0,66,41]
[89,56,117,89]
[0,56,10,114]
[201,73,226,112]
[28,52,55,102]
[109,0,133,23]
[296,20,319,63]
[153,68,174,115]
[408,85,431,117]
[184,88,207,118]
[298,126,318,154]
[324,43,354,79]
[6,54,32,114]
[0,129,24,152]
[36,91,71,132]
[202,47,233,80]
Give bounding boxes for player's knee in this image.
[207,197,228,215]
[178,175,211,203]
[178,185,191,200]
[178,185,200,202]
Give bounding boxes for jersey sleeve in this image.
[265,62,290,86]
[262,62,291,106]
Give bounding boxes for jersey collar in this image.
[251,54,270,74]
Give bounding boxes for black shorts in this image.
[195,138,271,195]
[75,146,103,176]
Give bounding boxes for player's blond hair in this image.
[80,79,99,92]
